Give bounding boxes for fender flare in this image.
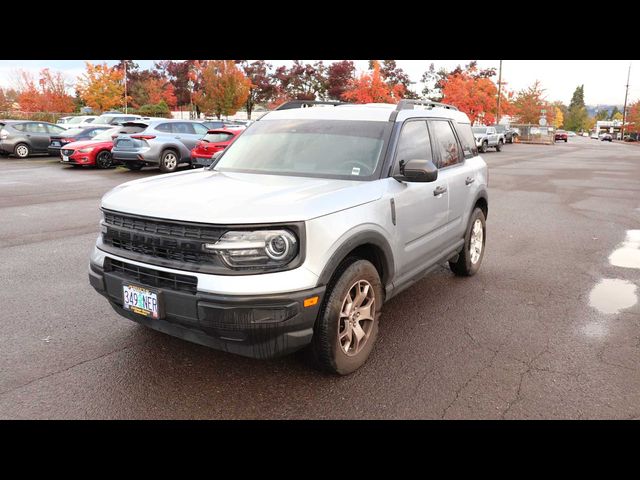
[317,230,395,287]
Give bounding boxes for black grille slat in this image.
[106,259,197,295]
[103,211,223,242]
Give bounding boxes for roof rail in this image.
[395,99,459,112]
[274,100,345,110]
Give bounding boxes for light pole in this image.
[496,60,502,124]
[621,63,631,140]
[123,60,128,114]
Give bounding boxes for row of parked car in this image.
[0,116,248,173]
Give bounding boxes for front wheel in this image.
[495,140,503,152]
[309,259,383,375]
[95,150,113,169]
[449,208,486,276]
[480,141,488,153]
[159,150,179,173]
[14,143,30,158]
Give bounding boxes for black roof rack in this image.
[274,100,345,110]
[395,99,459,111]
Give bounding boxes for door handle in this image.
[465,177,475,185]
[175,136,182,139]
[433,185,447,196]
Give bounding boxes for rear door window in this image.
[174,122,195,134]
[156,123,173,133]
[26,123,49,134]
[192,123,209,135]
[454,122,478,158]
[429,120,463,169]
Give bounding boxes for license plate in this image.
[123,284,160,319]
[117,140,132,148]
[51,141,60,147]
[61,155,69,162]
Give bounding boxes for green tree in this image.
[609,106,620,120]
[564,85,588,131]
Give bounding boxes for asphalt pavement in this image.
[1,136,639,419]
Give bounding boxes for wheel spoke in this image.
[357,301,374,321]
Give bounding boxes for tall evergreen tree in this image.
[564,85,588,131]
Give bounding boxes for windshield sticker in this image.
[351,167,360,175]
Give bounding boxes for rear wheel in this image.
[159,150,179,173]
[95,150,113,169]
[309,259,383,375]
[495,140,503,152]
[449,208,486,277]
[14,143,30,158]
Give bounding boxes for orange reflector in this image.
[303,296,319,308]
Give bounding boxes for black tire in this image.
[95,150,113,169]
[159,149,179,173]
[480,141,488,153]
[449,208,486,277]
[495,140,503,152]
[565,139,568,143]
[124,162,144,171]
[309,259,383,375]
[14,143,30,158]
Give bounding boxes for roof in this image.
[261,102,471,124]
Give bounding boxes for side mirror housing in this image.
[393,159,438,183]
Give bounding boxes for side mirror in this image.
[394,159,438,183]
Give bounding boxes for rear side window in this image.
[454,122,479,158]
[393,120,432,174]
[193,123,209,135]
[156,123,173,133]
[47,124,67,134]
[429,120,462,169]
[26,123,49,134]
[11,123,26,132]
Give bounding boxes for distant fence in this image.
[511,124,555,145]
[0,111,69,123]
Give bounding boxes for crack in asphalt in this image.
[0,339,150,399]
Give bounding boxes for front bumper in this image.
[89,261,325,359]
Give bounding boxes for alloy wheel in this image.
[164,153,177,170]
[15,145,29,158]
[338,279,376,356]
[470,219,483,264]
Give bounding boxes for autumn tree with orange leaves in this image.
[193,60,251,118]
[440,66,512,125]
[76,62,128,112]
[511,80,555,125]
[14,69,74,113]
[342,61,405,104]
[625,100,640,134]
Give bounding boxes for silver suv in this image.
[89,100,488,374]
[111,119,210,172]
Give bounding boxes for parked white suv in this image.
[89,100,489,374]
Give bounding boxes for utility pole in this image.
[496,60,503,124]
[621,63,631,140]
[123,60,128,114]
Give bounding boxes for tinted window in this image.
[393,120,432,174]
[26,123,49,134]
[430,120,462,168]
[156,123,173,133]
[12,123,26,132]
[174,122,195,134]
[203,132,234,143]
[454,122,478,158]
[47,124,67,134]
[193,123,209,135]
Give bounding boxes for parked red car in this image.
[554,130,568,142]
[191,128,243,167]
[59,125,145,168]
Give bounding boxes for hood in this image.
[101,170,384,224]
[65,139,113,150]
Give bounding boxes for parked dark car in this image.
[491,124,518,143]
[601,133,613,142]
[555,130,568,142]
[0,120,67,158]
[48,126,113,156]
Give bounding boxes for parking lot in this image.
[1,136,639,419]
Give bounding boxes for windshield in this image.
[203,132,234,143]
[472,127,488,134]
[66,117,86,124]
[62,128,86,136]
[214,119,388,179]
[493,125,505,132]
[93,127,121,141]
[93,115,115,124]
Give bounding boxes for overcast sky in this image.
[0,60,636,106]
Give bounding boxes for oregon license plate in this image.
[61,155,69,162]
[123,284,159,318]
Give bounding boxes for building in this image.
[595,120,629,140]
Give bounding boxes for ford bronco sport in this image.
[89,100,488,375]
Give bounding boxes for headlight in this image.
[205,229,298,269]
[79,147,94,153]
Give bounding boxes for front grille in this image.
[62,149,74,156]
[105,258,197,295]
[108,232,213,264]
[103,211,223,242]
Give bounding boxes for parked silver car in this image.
[0,120,68,158]
[89,100,489,374]
[111,119,210,172]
